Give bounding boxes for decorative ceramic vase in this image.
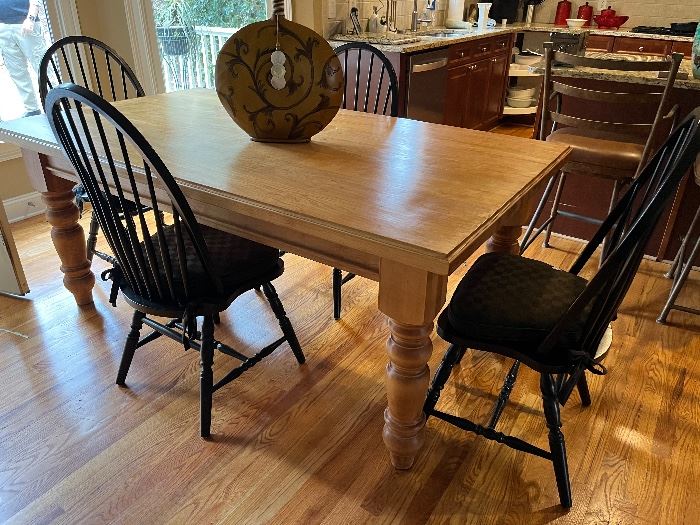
[215,0,344,143]
[693,22,700,80]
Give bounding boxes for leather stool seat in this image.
[546,127,646,176]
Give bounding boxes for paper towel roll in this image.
[447,0,465,21]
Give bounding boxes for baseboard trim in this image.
[2,192,46,223]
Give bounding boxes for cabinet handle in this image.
[639,46,644,51]
[492,58,498,62]
[481,47,487,52]
[460,51,465,57]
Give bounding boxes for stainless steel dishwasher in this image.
[406,48,449,125]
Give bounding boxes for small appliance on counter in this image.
[554,0,572,26]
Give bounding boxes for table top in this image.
[0,89,569,274]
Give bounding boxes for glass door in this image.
[151,0,267,92]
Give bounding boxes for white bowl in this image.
[507,86,537,99]
[514,54,541,66]
[566,18,587,29]
[506,97,536,108]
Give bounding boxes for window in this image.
[150,0,268,92]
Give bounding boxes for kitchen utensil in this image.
[576,2,593,27]
[506,96,536,108]
[350,7,362,34]
[554,0,572,26]
[566,18,587,29]
[593,14,628,29]
[514,53,542,65]
[215,0,344,143]
[507,86,537,99]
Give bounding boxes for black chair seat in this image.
[120,223,281,313]
[441,252,589,369]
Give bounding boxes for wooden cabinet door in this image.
[444,65,469,127]
[612,37,672,56]
[483,53,509,129]
[463,59,491,129]
[585,34,614,52]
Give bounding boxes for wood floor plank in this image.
[2,126,699,523]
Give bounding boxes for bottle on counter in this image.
[554,0,572,26]
[368,6,380,33]
[577,2,593,27]
[693,22,700,80]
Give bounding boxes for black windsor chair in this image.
[424,108,700,508]
[45,83,306,437]
[331,42,399,319]
[39,35,147,263]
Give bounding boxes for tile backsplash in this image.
[325,0,699,37]
[532,0,700,28]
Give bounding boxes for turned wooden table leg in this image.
[383,319,434,469]
[379,260,447,470]
[22,149,95,306]
[485,225,522,254]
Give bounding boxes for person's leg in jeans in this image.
[0,23,43,114]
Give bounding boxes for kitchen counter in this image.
[330,22,694,54]
[532,51,699,90]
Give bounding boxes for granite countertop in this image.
[532,51,699,90]
[330,22,693,54]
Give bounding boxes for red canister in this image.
[554,0,572,26]
[577,1,593,27]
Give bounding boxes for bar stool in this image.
[520,43,683,259]
[658,157,700,323]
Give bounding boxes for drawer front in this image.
[612,37,671,56]
[448,34,511,65]
[586,34,614,52]
[671,41,692,58]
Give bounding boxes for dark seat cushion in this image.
[446,253,588,352]
[121,222,280,309]
[546,127,645,174]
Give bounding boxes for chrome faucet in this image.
[411,0,433,31]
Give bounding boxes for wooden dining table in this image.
[0,88,569,470]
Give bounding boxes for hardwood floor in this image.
[2,124,699,524]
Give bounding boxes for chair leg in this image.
[332,268,342,320]
[540,373,573,508]
[600,179,623,268]
[658,226,700,324]
[116,310,146,386]
[520,173,558,254]
[577,372,592,407]
[543,172,567,248]
[487,360,521,429]
[262,282,306,364]
[86,213,100,262]
[200,314,215,438]
[424,344,467,416]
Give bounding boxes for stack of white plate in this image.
[506,86,537,108]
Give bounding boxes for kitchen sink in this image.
[421,31,464,39]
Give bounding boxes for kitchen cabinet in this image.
[585,34,614,52]
[672,41,692,58]
[444,34,513,130]
[612,37,672,56]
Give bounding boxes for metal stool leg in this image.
[600,179,623,268]
[86,213,100,262]
[520,173,558,254]
[543,172,567,248]
[658,209,700,323]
